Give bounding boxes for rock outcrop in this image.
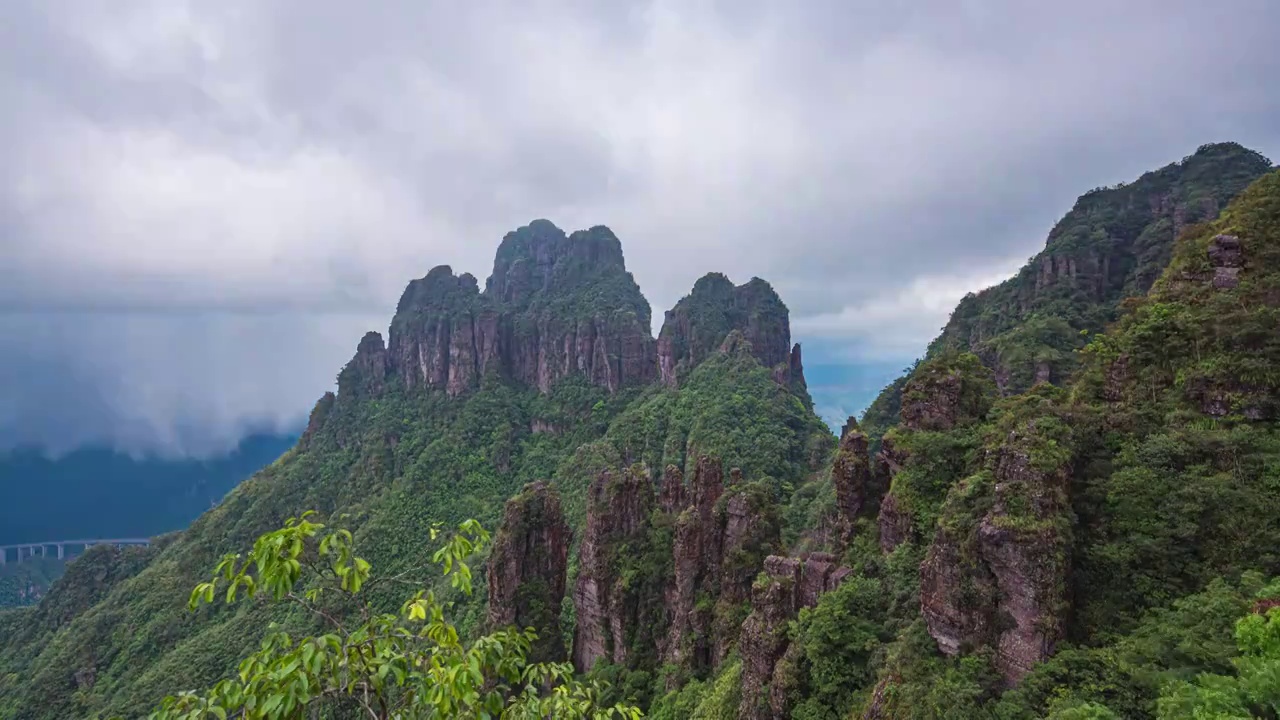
[899,361,973,432]
[568,454,783,678]
[875,355,995,552]
[710,477,782,666]
[661,457,782,673]
[918,511,997,658]
[1208,233,1244,289]
[737,553,851,719]
[375,220,657,399]
[487,481,571,663]
[773,343,808,392]
[337,331,390,398]
[876,491,912,554]
[920,408,1073,685]
[657,464,687,514]
[831,418,880,538]
[981,420,1072,683]
[662,457,721,671]
[861,675,898,719]
[657,273,802,389]
[572,467,656,671]
[300,391,336,449]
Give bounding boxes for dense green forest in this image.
[2,143,1279,719]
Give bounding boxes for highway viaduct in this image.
[0,538,151,565]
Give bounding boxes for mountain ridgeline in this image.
[0,217,830,718]
[862,141,1274,437]
[3,142,1280,719]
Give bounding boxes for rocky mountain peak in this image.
[362,222,816,402]
[486,220,637,317]
[657,272,797,388]
[371,222,659,397]
[336,331,389,398]
[394,265,483,316]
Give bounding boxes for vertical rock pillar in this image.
[487,481,571,663]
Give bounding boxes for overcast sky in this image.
[2,0,1278,456]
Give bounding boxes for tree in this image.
[145,512,642,720]
[1156,598,1280,719]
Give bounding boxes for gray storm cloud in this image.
[2,0,1279,455]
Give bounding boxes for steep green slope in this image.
[6,149,1278,720]
[0,221,830,719]
[644,153,1280,719]
[810,164,1280,718]
[863,142,1273,435]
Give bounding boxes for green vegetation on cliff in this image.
[0,221,830,719]
[864,141,1273,425]
[639,150,1280,718]
[828,159,1280,717]
[5,147,1280,720]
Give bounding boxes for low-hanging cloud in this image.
[2,0,1279,455]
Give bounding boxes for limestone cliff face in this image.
[661,457,782,673]
[873,435,911,553]
[569,454,782,678]
[388,268,496,396]
[657,464,687,515]
[571,467,656,672]
[980,422,1072,683]
[737,553,851,719]
[830,418,881,539]
[711,474,782,666]
[343,221,820,405]
[337,331,390,398]
[487,481,571,663]
[920,409,1073,685]
[875,357,994,552]
[661,456,724,671]
[377,220,656,399]
[657,273,803,390]
[918,511,997,658]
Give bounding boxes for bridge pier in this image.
[0,538,151,565]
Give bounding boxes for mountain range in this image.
[1,141,1278,719]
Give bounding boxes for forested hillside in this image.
[2,144,1279,719]
[862,142,1273,436]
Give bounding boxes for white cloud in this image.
[795,256,1030,359]
[8,120,442,310]
[2,0,1279,453]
